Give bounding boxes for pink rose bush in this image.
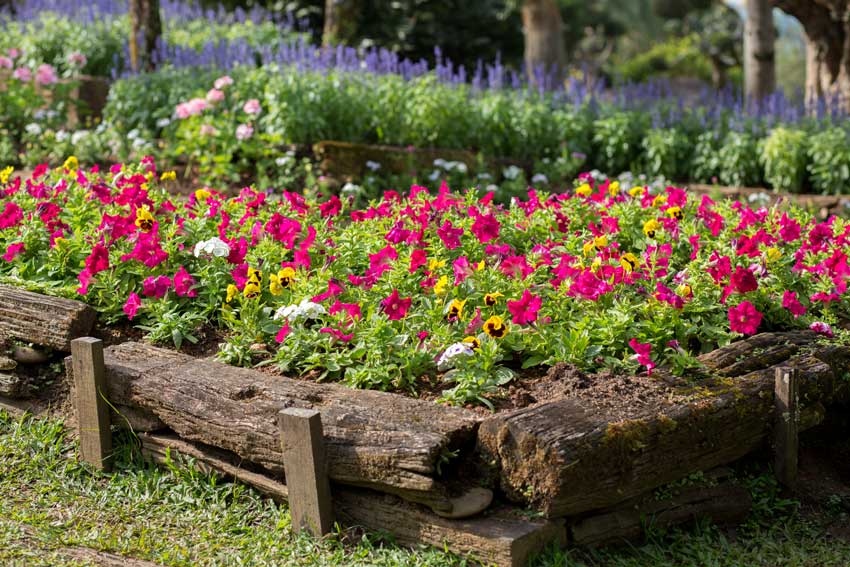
[0,159,847,405]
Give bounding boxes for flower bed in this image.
[0,158,847,408]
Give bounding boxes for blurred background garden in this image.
[1,0,849,201]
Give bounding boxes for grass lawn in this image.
[2,410,849,567]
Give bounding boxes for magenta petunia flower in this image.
[409,249,427,273]
[809,321,834,338]
[319,195,342,218]
[628,338,655,374]
[437,220,463,250]
[381,289,411,320]
[173,266,197,298]
[2,242,24,262]
[782,290,806,318]
[329,301,361,321]
[142,275,172,298]
[123,292,141,320]
[728,301,763,335]
[320,327,354,342]
[0,202,23,229]
[470,213,501,243]
[507,289,542,325]
[453,256,473,286]
[313,279,345,303]
[275,323,291,343]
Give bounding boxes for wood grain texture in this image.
[477,332,850,518]
[278,408,334,536]
[71,338,112,471]
[0,285,95,351]
[774,367,800,487]
[139,432,564,567]
[92,341,480,512]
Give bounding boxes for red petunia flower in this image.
[781,290,806,318]
[381,289,412,320]
[728,301,763,335]
[507,289,542,325]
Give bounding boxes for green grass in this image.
[1,410,849,567]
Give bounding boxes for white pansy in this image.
[436,342,474,371]
[274,298,327,322]
[193,237,231,258]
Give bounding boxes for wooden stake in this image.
[71,337,112,471]
[278,408,334,536]
[774,367,799,487]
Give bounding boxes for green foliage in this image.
[641,127,693,181]
[761,127,808,193]
[717,131,762,187]
[807,127,850,195]
[614,35,714,84]
[691,131,723,183]
[592,112,646,175]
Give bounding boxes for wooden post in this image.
[278,408,334,536]
[71,337,113,471]
[774,367,799,487]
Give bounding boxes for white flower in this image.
[156,117,172,128]
[429,169,441,181]
[477,173,492,180]
[275,156,294,167]
[748,192,771,206]
[55,130,69,142]
[454,162,468,174]
[486,184,499,193]
[341,182,361,195]
[274,299,327,322]
[531,173,548,184]
[436,342,474,371]
[25,123,42,136]
[502,165,522,180]
[71,130,89,145]
[365,160,382,171]
[193,237,231,258]
[433,158,447,168]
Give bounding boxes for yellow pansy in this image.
[676,284,692,297]
[428,258,446,271]
[434,275,449,296]
[665,206,684,220]
[483,315,508,339]
[194,188,212,201]
[161,171,177,182]
[63,156,78,171]
[484,292,503,306]
[247,266,262,284]
[0,166,13,184]
[628,186,645,198]
[476,260,485,271]
[652,195,667,207]
[278,267,296,287]
[462,336,481,350]
[766,248,782,262]
[447,298,466,320]
[226,284,238,303]
[643,219,661,239]
[243,281,261,299]
[575,183,592,197]
[582,241,596,257]
[594,235,608,249]
[620,253,639,273]
[269,274,284,296]
[608,180,620,196]
[135,207,155,232]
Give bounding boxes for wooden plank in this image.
[138,433,564,567]
[477,332,850,517]
[278,408,334,536]
[71,337,112,471]
[774,367,799,488]
[92,341,480,513]
[0,284,95,350]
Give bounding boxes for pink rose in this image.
[242,99,261,115]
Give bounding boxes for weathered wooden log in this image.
[0,285,95,351]
[0,372,28,398]
[477,332,850,518]
[140,432,564,567]
[569,481,752,547]
[80,341,480,514]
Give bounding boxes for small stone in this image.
[0,356,17,371]
[434,487,494,519]
[12,346,48,365]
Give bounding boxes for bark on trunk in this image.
[82,342,480,513]
[745,0,777,100]
[477,332,850,518]
[322,0,361,47]
[0,285,95,351]
[522,0,567,88]
[773,0,850,110]
[129,0,162,73]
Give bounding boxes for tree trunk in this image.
[745,0,777,100]
[322,0,361,47]
[129,0,162,73]
[476,332,850,518]
[773,0,850,110]
[522,0,567,88]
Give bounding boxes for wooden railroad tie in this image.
[774,366,799,488]
[71,337,113,471]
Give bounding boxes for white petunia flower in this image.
[436,342,474,371]
[274,298,327,322]
[193,237,231,258]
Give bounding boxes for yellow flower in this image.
[590,257,602,272]
[135,207,155,232]
[226,284,238,303]
[194,188,212,201]
[575,183,592,197]
[766,248,782,262]
[476,260,485,271]
[483,292,503,306]
[620,253,639,273]
[278,267,296,288]
[594,235,608,249]
[269,274,284,296]
[582,241,596,257]
[243,281,261,299]
[428,258,446,272]
[608,181,620,196]
[0,166,13,184]
[462,336,481,350]
[161,171,177,182]
[145,172,154,182]
[665,206,684,220]
[63,156,78,172]
[434,275,449,296]
[676,284,692,297]
[447,298,467,320]
[652,195,667,207]
[643,219,661,239]
[247,266,262,284]
[628,186,645,197]
[483,315,508,339]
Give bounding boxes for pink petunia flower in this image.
[781,290,806,318]
[235,123,254,141]
[437,220,463,250]
[381,289,411,320]
[34,63,57,86]
[628,338,655,374]
[242,99,261,115]
[507,289,542,325]
[809,321,834,338]
[728,301,763,335]
[173,266,197,298]
[275,323,291,343]
[2,242,24,262]
[123,292,141,320]
[142,275,172,298]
